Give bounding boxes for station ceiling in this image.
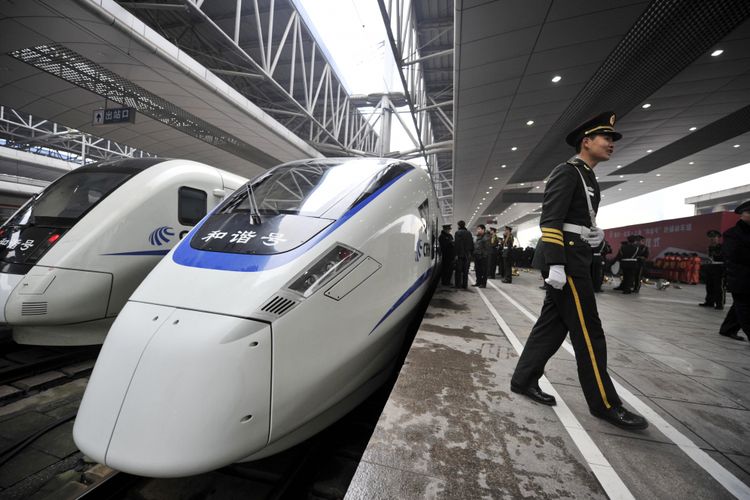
[0,0,749,226]
[0,0,322,182]
[453,0,750,227]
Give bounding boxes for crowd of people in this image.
[438,222,536,289]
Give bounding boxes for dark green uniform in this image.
[511,156,622,413]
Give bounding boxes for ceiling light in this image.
[551,75,562,83]
[596,176,599,180]
[482,198,486,200]
[639,180,644,183]
[494,176,499,180]
[526,120,534,126]
[616,165,622,169]
[642,103,652,109]
[501,164,507,169]
[656,173,661,177]
[520,183,525,186]
[689,126,697,131]
[535,186,540,189]
[647,149,653,153]
[543,180,547,184]
[618,188,622,191]
[619,175,624,178]
[689,161,694,165]
[711,49,724,57]
[511,146,517,151]
[486,191,489,194]
[479,203,483,205]
[489,186,493,189]
[733,144,740,148]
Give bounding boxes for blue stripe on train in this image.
[369,267,433,335]
[170,170,412,272]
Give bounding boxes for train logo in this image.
[149,226,175,246]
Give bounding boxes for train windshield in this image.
[7,170,132,227]
[220,161,388,218]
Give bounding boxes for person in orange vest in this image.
[678,253,690,283]
[665,252,677,282]
[689,252,701,285]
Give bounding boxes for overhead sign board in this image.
[92,107,136,126]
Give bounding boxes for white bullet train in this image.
[74,157,441,477]
[0,158,245,346]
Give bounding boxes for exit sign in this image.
[92,107,136,125]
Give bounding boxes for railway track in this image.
[0,329,99,395]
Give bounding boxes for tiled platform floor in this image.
[346,271,750,499]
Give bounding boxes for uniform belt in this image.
[562,223,590,234]
[593,253,601,256]
[621,258,637,261]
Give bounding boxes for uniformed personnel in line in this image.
[511,111,648,431]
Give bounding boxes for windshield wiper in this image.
[245,183,262,225]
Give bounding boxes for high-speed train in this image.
[74,157,442,477]
[0,158,245,346]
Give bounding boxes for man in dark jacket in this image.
[473,224,490,287]
[453,220,474,289]
[438,224,455,286]
[718,201,750,341]
[510,111,647,431]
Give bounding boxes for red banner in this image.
[603,211,739,259]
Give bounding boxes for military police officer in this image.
[510,111,648,431]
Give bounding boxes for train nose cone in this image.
[0,273,23,323]
[74,302,272,477]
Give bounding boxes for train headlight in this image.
[286,244,361,298]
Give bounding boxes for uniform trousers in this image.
[502,252,513,282]
[474,254,487,286]
[719,293,750,337]
[454,255,470,288]
[634,261,644,292]
[488,251,497,279]
[511,274,622,412]
[704,265,725,307]
[441,257,454,285]
[620,261,638,291]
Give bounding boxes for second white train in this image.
[0,158,245,345]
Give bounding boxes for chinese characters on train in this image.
[0,239,35,251]
[201,230,288,246]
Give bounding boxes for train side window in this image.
[178,187,207,226]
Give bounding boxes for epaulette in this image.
[566,156,591,170]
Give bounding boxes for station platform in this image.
[345,271,750,499]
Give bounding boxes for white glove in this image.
[545,265,566,290]
[582,227,605,247]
